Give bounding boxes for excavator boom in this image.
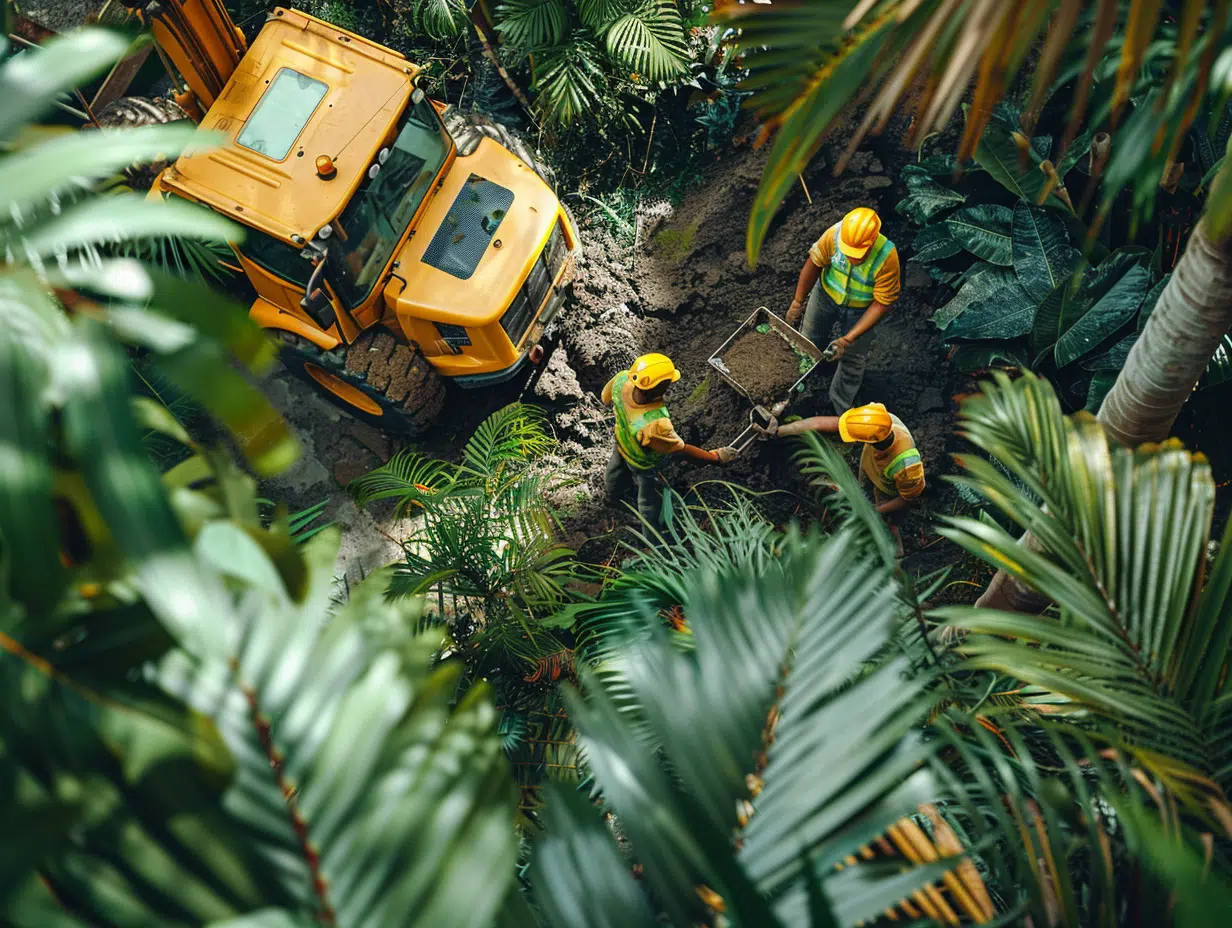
[124,0,247,113]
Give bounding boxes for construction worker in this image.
[756,402,924,518]
[785,207,900,414]
[602,353,738,527]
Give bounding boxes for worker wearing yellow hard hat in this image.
[786,207,901,414]
[602,352,738,527]
[753,401,925,521]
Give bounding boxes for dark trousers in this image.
[604,447,663,527]
[801,284,875,414]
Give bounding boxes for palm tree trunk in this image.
[975,217,1232,612]
[1098,218,1232,446]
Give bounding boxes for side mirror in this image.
[299,251,336,329]
[300,287,336,329]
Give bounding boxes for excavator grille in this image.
[500,221,566,346]
[422,175,513,280]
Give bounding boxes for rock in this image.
[904,262,932,289]
[534,347,585,402]
[915,387,947,414]
[333,458,372,489]
[346,420,392,461]
[859,175,893,191]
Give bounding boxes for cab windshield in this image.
[330,97,450,307]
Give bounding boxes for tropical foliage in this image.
[714,1,1232,265]
[525,373,1232,925]
[350,404,593,809]
[2,29,520,927]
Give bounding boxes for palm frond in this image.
[408,0,469,40]
[496,0,571,48]
[602,0,690,83]
[935,371,1232,803]
[535,526,949,926]
[576,0,627,29]
[348,448,459,516]
[792,431,898,568]
[462,402,554,479]
[533,35,609,127]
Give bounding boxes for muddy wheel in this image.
[442,106,557,188]
[93,96,190,190]
[276,330,446,437]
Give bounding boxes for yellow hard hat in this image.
[839,207,882,260]
[838,403,892,443]
[629,353,681,390]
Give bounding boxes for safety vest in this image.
[883,447,922,484]
[611,371,669,471]
[823,228,894,307]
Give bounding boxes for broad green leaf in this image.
[1055,127,1095,180]
[17,196,238,260]
[1012,200,1081,303]
[0,30,132,141]
[1085,370,1117,412]
[1136,273,1170,331]
[1054,264,1150,368]
[1201,333,1232,389]
[1082,333,1138,372]
[195,522,287,594]
[0,126,222,219]
[1029,277,1080,362]
[896,168,967,225]
[942,280,1038,341]
[154,343,298,476]
[56,259,273,372]
[949,342,1029,373]
[0,269,71,353]
[946,204,1014,265]
[909,222,962,263]
[931,265,1018,330]
[975,120,1049,203]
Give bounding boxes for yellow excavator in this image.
[100,1,579,433]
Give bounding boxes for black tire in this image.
[93,96,190,190]
[442,107,557,188]
[275,329,446,437]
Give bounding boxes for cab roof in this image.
[160,8,421,243]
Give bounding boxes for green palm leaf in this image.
[936,371,1232,803]
[533,36,608,126]
[603,0,690,83]
[496,0,571,48]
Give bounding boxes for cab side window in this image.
[239,231,312,287]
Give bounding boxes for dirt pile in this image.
[718,328,804,406]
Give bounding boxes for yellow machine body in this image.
[153,6,577,385]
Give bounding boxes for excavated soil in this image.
[717,328,804,407]
[259,110,980,588]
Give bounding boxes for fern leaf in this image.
[348,449,458,516]
[413,0,468,41]
[533,37,609,126]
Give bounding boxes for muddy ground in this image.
[263,117,985,590]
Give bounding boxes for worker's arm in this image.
[787,232,833,326]
[679,444,720,462]
[775,415,840,437]
[786,258,822,325]
[600,376,616,405]
[876,495,915,516]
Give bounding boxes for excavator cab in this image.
[136,3,578,434]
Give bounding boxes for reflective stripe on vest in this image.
[822,229,894,307]
[612,370,669,471]
[883,447,922,482]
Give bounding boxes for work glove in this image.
[753,416,779,439]
[714,446,740,463]
[785,298,804,328]
[824,335,853,361]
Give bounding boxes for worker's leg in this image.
[800,282,837,350]
[604,447,633,507]
[633,468,665,529]
[828,307,874,414]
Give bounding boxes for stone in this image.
[904,262,932,289]
[346,420,393,461]
[534,347,585,402]
[333,458,372,489]
[915,386,947,414]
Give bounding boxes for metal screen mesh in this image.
[422,174,514,280]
